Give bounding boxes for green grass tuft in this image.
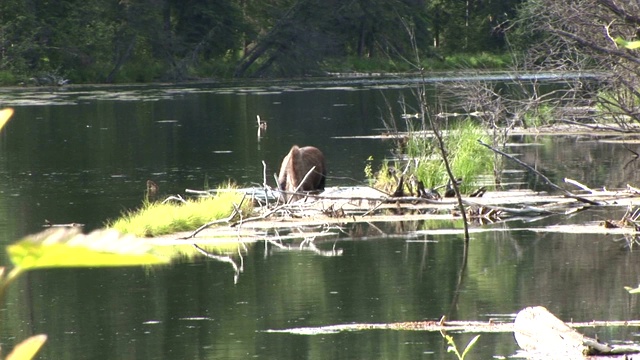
[369,120,493,195]
[414,121,493,193]
[108,190,250,237]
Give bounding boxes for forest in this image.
[1,0,639,96]
[0,0,521,84]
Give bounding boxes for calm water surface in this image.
[1,79,640,359]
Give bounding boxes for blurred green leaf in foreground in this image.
[8,227,169,270]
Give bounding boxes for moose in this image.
[277,145,326,202]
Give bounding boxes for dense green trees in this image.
[0,0,521,83]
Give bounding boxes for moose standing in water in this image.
[277,145,326,202]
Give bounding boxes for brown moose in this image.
[277,145,326,202]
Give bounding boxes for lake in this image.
[1,77,640,359]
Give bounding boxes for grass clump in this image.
[108,189,250,237]
[414,121,492,193]
[370,120,493,195]
[522,103,555,127]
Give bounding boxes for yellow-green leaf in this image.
[6,334,47,360]
[615,37,628,46]
[8,228,169,269]
[625,40,640,49]
[615,37,640,49]
[625,286,640,294]
[0,108,14,132]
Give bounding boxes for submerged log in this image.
[514,306,640,359]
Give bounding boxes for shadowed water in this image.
[1,78,640,359]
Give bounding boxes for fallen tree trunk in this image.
[514,306,640,358]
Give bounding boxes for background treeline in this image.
[0,0,521,84]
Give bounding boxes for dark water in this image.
[2,80,640,359]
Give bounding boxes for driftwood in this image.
[186,184,640,235]
[514,306,640,359]
[265,306,640,359]
[180,148,640,239]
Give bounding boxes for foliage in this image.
[614,37,640,50]
[0,0,520,82]
[7,228,168,269]
[0,108,14,131]
[108,189,250,237]
[0,71,17,85]
[0,226,174,359]
[5,334,47,360]
[512,0,640,128]
[0,280,39,355]
[324,56,410,74]
[363,155,375,185]
[443,333,481,360]
[625,285,640,294]
[370,121,492,195]
[370,160,395,192]
[522,103,555,127]
[416,121,492,193]
[431,53,512,70]
[325,52,513,74]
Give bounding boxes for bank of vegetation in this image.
[107,187,249,238]
[0,0,519,85]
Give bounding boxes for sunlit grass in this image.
[444,122,493,191]
[369,120,493,195]
[108,189,251,237]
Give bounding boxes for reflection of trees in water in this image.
[517,136,640,190]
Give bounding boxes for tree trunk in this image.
[514,306,640,358]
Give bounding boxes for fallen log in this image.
[514,306,640,358]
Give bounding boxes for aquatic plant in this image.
[370,120,493,195]
[108,188,250,237]
[443,333,481,360]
